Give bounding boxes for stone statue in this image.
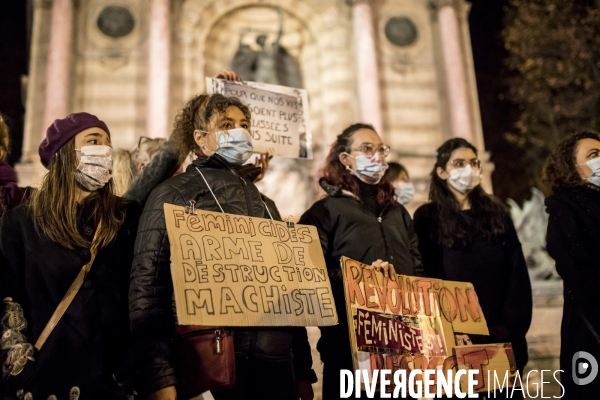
[507,188,559,280]
[230,8,309,216]
[230,8,303,88]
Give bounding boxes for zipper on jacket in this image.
[377,212,392,262]
[222,162,255,215]
[238,177,254,216]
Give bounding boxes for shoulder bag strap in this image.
[34,221,104,351]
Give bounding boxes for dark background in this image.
[0,0,524,202]
[0,0,28,167]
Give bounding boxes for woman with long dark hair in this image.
[413,138,532,377]
[543,131,600,397]
[299,123,423,400]
[0,113,141,398]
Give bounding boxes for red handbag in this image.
[173,326,236,399]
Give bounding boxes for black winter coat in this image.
[546,185,600,397]
[413,203,532,370]
[0,198,141,399]
[129,155,316,394]
[298,178,423,362]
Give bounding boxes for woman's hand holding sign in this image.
[455,333,473,346]
[254,151,273,183]
[371,259,395,279]
[215,69,243,82]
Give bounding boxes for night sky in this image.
[0,0,524,201]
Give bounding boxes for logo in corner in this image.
[572,351,598,385]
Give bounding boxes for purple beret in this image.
[39,112,110,168]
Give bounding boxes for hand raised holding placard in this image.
[253,151,273,183]
[214,69,243,82]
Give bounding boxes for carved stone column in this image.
[146,0,171,138]
[33,0,74,152]
[351,0,383,136]
[431,0,474,142]
[41,0,74,138]
[18,0,70,186]
[22,0,53,164]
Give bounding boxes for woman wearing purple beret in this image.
[0,112,141,399]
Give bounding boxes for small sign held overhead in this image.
[206,78,312,159]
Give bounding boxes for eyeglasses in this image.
[450,159,481,169]
[350,144,391,158]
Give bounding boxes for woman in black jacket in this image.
[299,123,423,400]
[129,93,316,400]
[0,113,141,399]
[543,131,600,397]
[413,138,532,377]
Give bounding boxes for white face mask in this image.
[447,164,481,194]
[213,128,253,165]
[396,182,415,205]
[74,145,113,191]
[583,157,600,187]
[344,152,388,185]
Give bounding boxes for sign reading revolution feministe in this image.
[206,78,312,159]
[341,257,519,394]
[164,203,338,327]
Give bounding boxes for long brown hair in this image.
[29,139,126,250]
[322,123,396,209]
[429,138,506,248]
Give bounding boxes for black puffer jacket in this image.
[129,155,316,394]
[546,185,600,396]
[298,178,423,361]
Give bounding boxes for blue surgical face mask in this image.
[213,128,254,165]
[396,182,415,205]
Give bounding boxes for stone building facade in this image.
[18,0,561,397]
[19,0,489,217]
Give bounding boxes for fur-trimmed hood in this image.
[318,177,359,199]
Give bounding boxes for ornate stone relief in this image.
[77,1,149,69]
[384,16,418,47]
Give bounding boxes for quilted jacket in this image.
[129,154,316,394]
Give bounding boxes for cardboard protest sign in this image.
[164,203,338,327]
[342,257,488,334]
[341,256,516,393]
[206,78,311,159]
[454,344,518,393]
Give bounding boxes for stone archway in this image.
[171,0,360,217]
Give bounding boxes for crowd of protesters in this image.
[0,68,597,399]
